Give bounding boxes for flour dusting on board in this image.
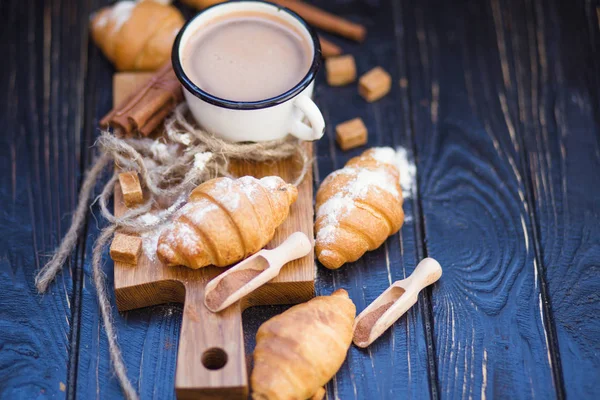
[141,229,162,262]
[138,194,186,262]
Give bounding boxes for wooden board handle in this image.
[175,278,248,399]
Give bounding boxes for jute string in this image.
[34,104,310,400]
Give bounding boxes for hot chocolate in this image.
[181,11,312,102]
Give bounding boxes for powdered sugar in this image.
[110,1,136,33]
[193,152,212,171]
[213,178,240,210]
[238,176,260,200]
[316,196,351,245]
[214,177,232,190]
[395,146,416,199]
[137,194,186,261]
[218,176,282,210]
[259,176,283,191]
[316,147,404,245]
[93,11,109,28]
[353,168,399,198]
[141,228,163,262]
[179,133,192,146]
[138,213,160,226]
[225,192,241,210]
[369,147,397,165]
[368,146,417,198]
[318,249,337,259]
[317,194,356,220]
[184,202,218,227]
[167,222,200,254]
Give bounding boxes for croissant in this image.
[315,147,404,269]
[157,176,297,269]
[251,289,356,400]
[90,0,184,71]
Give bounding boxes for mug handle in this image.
[290,95,325,141]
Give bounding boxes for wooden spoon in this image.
[204,232,313,312]
[353,257,442,348]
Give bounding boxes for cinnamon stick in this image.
[101,63,183,136]
[319,36,342,58]
[277,0,366,42]
[182,0,366,42]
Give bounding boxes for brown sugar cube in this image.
[336,118,368,151]
[118,171,143,207]
[110,233,142,265]
[326,55,357,86]
[358,67,392,102]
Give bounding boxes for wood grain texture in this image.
[75,4,196,398]
[312,1,434,399]
[75,4,184,399]
[4,0,599,398]
[0,0,92,397]
[400,0,564,397]
[520,0,600,397]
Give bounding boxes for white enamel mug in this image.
[172,0,325,142]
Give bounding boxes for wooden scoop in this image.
[353,257,442,348]
[204,232,313,312]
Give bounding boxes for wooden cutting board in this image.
[112,73,315,399]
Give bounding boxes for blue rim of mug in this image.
[171,0,322,110]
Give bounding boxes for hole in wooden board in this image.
[354,286,406,344]
[201,347,228,370]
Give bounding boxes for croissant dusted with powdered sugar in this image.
[315,147,404,269]
[90,0,184,71]
[157,176,298,269]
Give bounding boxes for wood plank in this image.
[74,2,196,397]
[73,2,202,398]
[522,0,600,397]
[0,0,92,397]
[311,1,433,399]
[74,33,184,400]
[400,0,560,397]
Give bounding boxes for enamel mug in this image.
[171,0,325,142]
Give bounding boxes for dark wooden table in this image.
[1,0,599,399]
